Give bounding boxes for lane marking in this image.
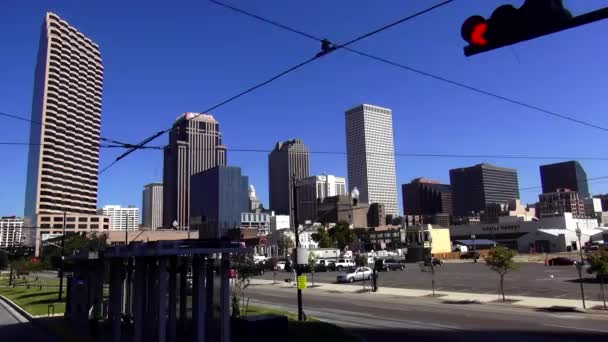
[543,324,608,333]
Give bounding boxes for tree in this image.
[311,227,333,248]
[277,235,293,258]
[307,252,316,287]
[587,249,608,310]
[328,221,356,250]
[230,256,257,317]
[0,251,8,270]
[41,233,108,270]
[485,246,517,302]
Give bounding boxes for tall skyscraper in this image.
[540,161,590,198]
[268,139,310,217]
[163,112,227,229]
[142,183,163,230]
[345,104,398,216]
[402,178,452,216]
[449,163,520,217]
[24,13,105,250]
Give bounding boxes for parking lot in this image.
[256,262,605,301]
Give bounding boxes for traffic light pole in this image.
[58,211,66,301]
[292,175,304,321]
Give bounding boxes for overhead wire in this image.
[101,0,457,174]
[209,0,608,133]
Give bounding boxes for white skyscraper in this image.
[142,183,163,230]
[99,205,140,231]
[345,104,398,216]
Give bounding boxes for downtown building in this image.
[0,217,24,248]
[268,139,310,218]
[23,13,107,253]
[98,205,139,231]
[142,182,163,230]
[449,163,520,217]
[296,174,347,224]
[540,161,590,199]
[163,112,227,230]
[345,104,399,217]
[402,178,452,216]
[190,166,249,239]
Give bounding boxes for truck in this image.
[333,258,356,271]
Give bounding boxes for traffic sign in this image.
[297,275,307,290]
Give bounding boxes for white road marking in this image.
[543,324,608,333]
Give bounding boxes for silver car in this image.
[336,267,373,283]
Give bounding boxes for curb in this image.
[0,295,34,321]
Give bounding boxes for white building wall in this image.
[100,205,140,231]
[0,217,24,248]
[345,104,398,216]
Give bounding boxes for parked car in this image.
[548,257,575,266]
[460,251,480,259]
[375,259,405,271]
[316,259,336,271]
[276,261,287,271]
[333,258,356,271]
[336,267,373,283]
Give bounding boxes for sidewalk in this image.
[250,278,606,311]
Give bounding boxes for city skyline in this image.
[2,2,608,216]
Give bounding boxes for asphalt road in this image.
[258,262,605,301]
[247,284,608,341]
[0,299,57,341]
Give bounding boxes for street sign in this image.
[297,275,307,290]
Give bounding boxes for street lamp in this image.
[470,233,477,263]
[428,233,435,297]
[575,225,586,309]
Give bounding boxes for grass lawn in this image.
[0,274,61,288]
[0,286,65,316]
[243,305,361,342]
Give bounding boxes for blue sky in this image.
[1,0,608,216]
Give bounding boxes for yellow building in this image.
[406,224,451,261]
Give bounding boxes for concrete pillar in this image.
[192,256,206,342]
[147,259,159,340]
[179,259,188,336]
[168,256,177,342]
[109,259,124,342]
[220,254,231,342]
[133,258,146,342]
[158,257,169,342]
[125,257,133,317]
[205,257,215,340]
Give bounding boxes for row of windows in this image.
[41,216,106,223]
[41,181,96,199]
[46,83,102,117]
[43,131,100,157]
[40,196,96,210]
[42,140,99,166]
[40,188,95,205]
[41,171,97,188]
[42,149,98,172]
[40,223,108,229]
[44,111,101,142]
[39,205,95,215]
[48,39,102,71]
[42,158,97,181]
[48,27,102,64]
[47,62,103,92]
[41,160,98,182]
[42,154,97,177]
[45,99,101,128]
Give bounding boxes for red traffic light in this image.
[461,15,487,46]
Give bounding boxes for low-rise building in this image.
[406,224,452,261]
[538,189,586,218]
[240,212,271,235]
[0,216,24,248]
[450,213,603,253]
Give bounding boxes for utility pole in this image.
[125,211,129,246]
[58,211,66,301]
[292,175,304,321]
[575,224,586,309]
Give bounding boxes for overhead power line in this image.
[209,0,608,133]
[519,175,608,191]
[101,0,456,174]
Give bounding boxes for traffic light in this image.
[462,0,608,56]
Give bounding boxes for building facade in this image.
[402,178,452,216]
[23,13,104,252]
[0,217,24,248]
[142,183,163,230]
[540,161,590,199]
[240,212,271,236]
[449,163,520,217]
[296,174,346,224]
[98,205,139,231]
[163,112,227,230]
[268,139,310,217]
[538,189,586,217]
[190,166,248,239]
[345,104,399,216]
[248,185,261,212]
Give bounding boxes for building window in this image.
[103,218,109,222]
[67,217,76,222]
[91,224,98,229]
[90,217,99,222]
[41,217,51,222]
[54,217,63,222]
[66,224,75,229]
[103,225,109,230]
[78,224,87,229]
[79,217,87,222]
[53,224,62,228]
[41,224,50,228]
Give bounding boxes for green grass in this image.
[0,287,65,316]
[0,274,60,288]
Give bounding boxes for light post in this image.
[575,226,586,309]
[471,233,477,263]
[428,232,435,296]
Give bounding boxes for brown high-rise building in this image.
[402,178,452,216]
[24,13,106,252]
[268,139,310,218]
[163,112,227,229]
